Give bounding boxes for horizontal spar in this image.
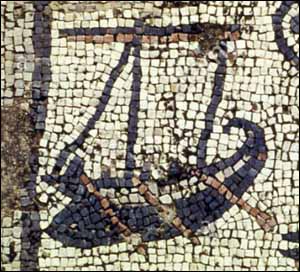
[59,23,237,38]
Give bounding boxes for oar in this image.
[80,174,143,246]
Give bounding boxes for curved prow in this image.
[202,117,268,198]
[218,118,267,197]
[174,118,268,232]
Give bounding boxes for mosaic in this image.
[1,1,299,271]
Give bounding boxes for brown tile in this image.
[256,217,267,229]
[225,191,233,200]
[144,191,158,206]
[210,178,221,189]
[183,229,193,238]
[100,198,110,209]
[123,229,132,237]
[170,33,179,43]
[142,35,151,44]
[138,184,148,195]
[118,223,129,233]
[80,175,90,185]
[94,191,103,200]
[172,217,182,228]
[189,34,200,42]
[259,211,272,220]
[231,195,239,204]
[258,153,268,161]
[111,216,119,225]
[124,34,134,43]
[85,35,94,43]
[205,177,214,186]
[150,36,158,44]
[218,185,227,195]
[250,208,259,217]
[116,33,125,42]
[67,36,76,42]
[86,183,95,193]
[105,208,114,217]
[243,203,252,213]
[191,237,201,245]
[230,31,241,41]
[237,198,245,206]
[136,245,147,255]
[200,174,208,181]
[179,33,188,41]
[94,36,104,43]
[132,177,141,187]
[76,35,86,42]
[103,34,114,43]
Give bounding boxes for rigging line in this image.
[125,44,142,174]
[197,42,228,169]
[51,43,133,175]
